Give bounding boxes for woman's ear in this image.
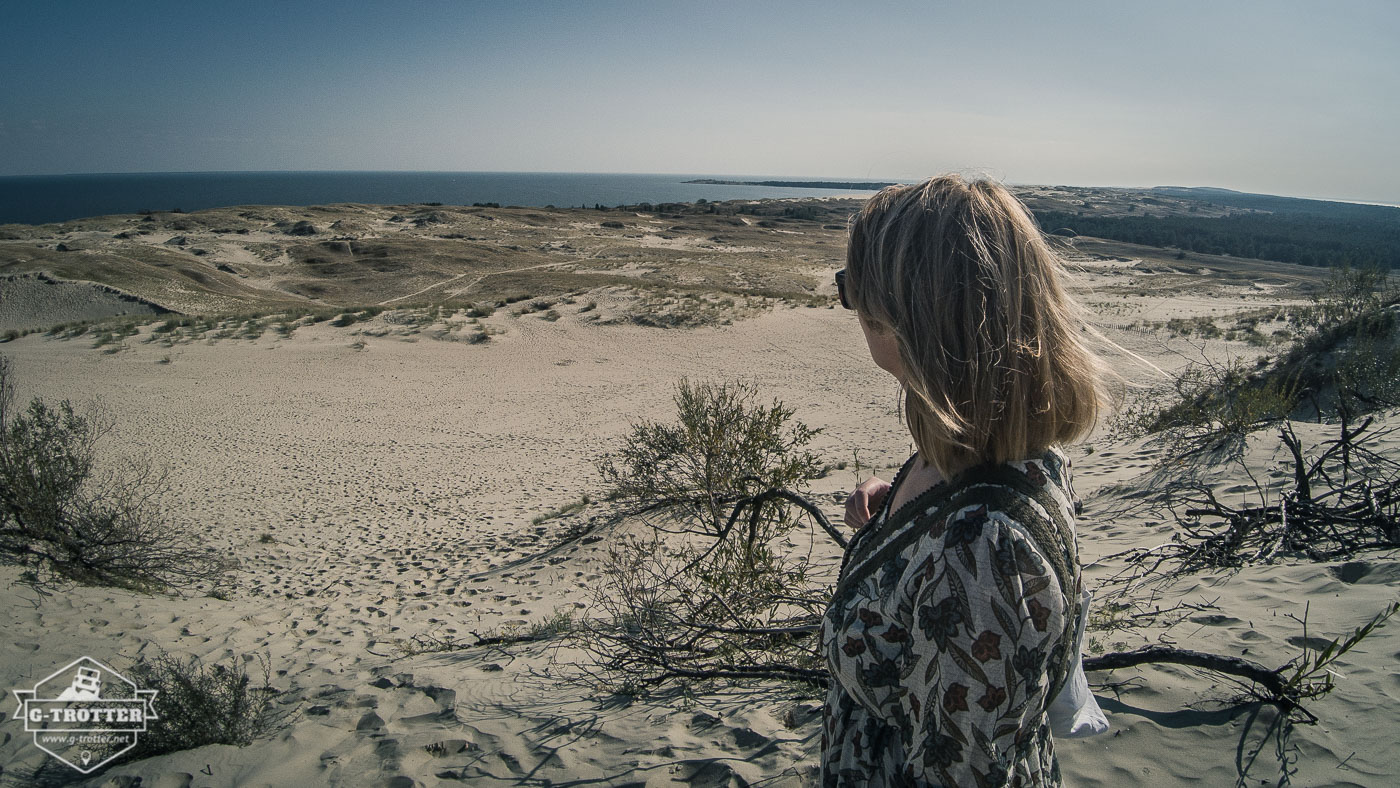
[859,313,904,380]
[860,313,892,335]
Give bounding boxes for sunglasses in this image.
[835,269,853,310]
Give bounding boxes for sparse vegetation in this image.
[531,496,591,526]
[120,651,280,760]
[620,291,763,329]
[1166,315,1223,338]
[1115,266,1400,455]
[0,355,231,593]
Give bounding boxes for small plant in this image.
[1112,356,1299,458]
[120,652,279,760]
[1277,600,1399,715]
[527,608,577,639]
[258,532,275,544]
[584,380,835,691]
[1166,316,1222,339]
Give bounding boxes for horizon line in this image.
[0,168,1395,209]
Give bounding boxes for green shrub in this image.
[599,379,820,534]
[1114,358,1299,457]
[587,381,829,691]
[1119,265,1400,454]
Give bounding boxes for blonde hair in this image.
[846,175,1106,476]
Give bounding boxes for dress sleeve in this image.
[893,504,1067,786]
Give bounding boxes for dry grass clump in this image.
[614,290,764,329]
[1115,266,1400,458]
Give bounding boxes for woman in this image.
[822,175,1105,787]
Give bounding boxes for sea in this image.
[0,171,884,226]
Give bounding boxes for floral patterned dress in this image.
[821,449,1081,787]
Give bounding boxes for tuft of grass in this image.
[531,497,590,526]
[1166,316,1222,339]
[527,608,576,639]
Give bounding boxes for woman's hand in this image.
[844,477,891,529]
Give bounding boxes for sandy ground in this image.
[1,262,1397,786]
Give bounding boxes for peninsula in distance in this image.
[683,178,899,189]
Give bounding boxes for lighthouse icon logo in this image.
[10,656,158,773]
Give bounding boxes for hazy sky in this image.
[3,1,1397,203]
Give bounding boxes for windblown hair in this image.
[845,175,1106,476]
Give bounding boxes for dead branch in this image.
[1107,419,1400,583]
[1083,646,1297,712]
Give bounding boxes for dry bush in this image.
[1104,418,1400,589]
[0,355,231,594]
[121,651,280,760]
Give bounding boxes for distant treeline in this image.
[684,179,896,190]
[1035,200,1400,269]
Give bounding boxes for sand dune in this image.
[1,224,1396,786]
[0,272,167,332]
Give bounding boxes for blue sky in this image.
[2,0,1397,203]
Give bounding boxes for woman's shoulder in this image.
[941,448,1076,522]
[908,449,1080,582]
[835,448,1079,602]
